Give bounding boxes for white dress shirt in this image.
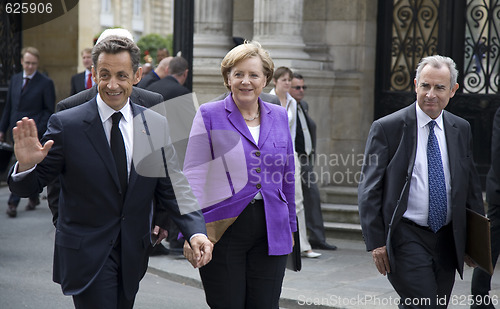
[403,104,452,226]
[96,94,133,179]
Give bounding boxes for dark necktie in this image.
[427,120,447,232]
[111,112,128,196]
[22,77,30,93]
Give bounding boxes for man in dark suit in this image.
[8,35,212,308]
[290,73,337,251]
[47,85,164,227]
[0,46,55,218]
[70,48,93,95]
[470,107,500,308]
[136,56,172,89]
[358,55,484,307]
[146,56,190,101]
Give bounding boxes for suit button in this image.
[110,240,114,246]
[256,167,261,173]
[255,151,261,157]
[121,216,125,221]
[256,183,262,189]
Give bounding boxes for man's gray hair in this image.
[415,55,458,89]
[169,56,189,76]
[92,36,141,73]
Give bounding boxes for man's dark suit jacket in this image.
[358,102,484,277]
[146,75,190,101]
[70,71,86,95]
[57,85,163,112]
[8,99,206,299]
[136,71,160,89]
[296,100,316,155]
[0,71,55,138]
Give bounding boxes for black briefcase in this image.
[0,142,13,173]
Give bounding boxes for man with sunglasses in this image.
[290,73,337,251]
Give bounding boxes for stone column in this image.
[253,0,310,62]
[193,0,234,63]
[192,0,235,103]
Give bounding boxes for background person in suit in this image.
[290,73,337,253]
[358,55,484,307]
[146,56,190,102]
[183,41,296,308]
[8,35,212,308]
[70,48,93,95]
[270,67,321,259]
[136,56,172,90]
[470,106,500,309]
[0,46,55,218]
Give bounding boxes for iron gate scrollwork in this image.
[390,0,440,92]
[463,0,500,94]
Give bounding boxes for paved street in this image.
[0,186,208,309]
[2,183,500,308]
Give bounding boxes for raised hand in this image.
[12,117,53,172]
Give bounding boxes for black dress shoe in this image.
[6,204,17,218]
[25,198,40,211]
[149,243,170,256]
[310,242,337,250]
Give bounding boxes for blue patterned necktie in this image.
[427,120,447,232]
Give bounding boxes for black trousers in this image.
[72,244,135,309]
[299,154,327,244]
[199,199,288,309]
[388,219,456,308]
[470,202,500,308]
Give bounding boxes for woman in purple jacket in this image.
[183,41,296,308]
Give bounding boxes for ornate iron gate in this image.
[375,0,500,187]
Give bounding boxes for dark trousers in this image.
[388,220,456,308]
[299,154,327,244]
[471,202,500,308]
[199,200,288,309]
[72,244,135,309]
[8,192,39,207]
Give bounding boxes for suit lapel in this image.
[14,73,23,98]
[443,111,458,188]
[83,99,122,191]
[404,103,418,165]
[125,102,143,194]
[225,95,258,147]
[258,100,274,148]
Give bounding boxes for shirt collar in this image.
[416,103,444,131]
[23,71,36,79]
[96,94,132,124]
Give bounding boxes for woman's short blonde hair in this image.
[221,41,274,91]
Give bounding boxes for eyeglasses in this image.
[291,86,307,90]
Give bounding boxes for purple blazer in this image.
[184,94,296,255]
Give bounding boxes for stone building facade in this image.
[192,0,376,192]
[10,0,379,193]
